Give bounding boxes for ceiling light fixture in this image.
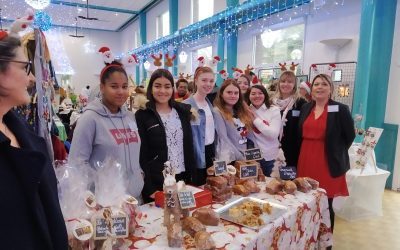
[25,0,50,10]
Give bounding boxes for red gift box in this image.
[154,186,212,209]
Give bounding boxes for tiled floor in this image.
[333,190,400,250]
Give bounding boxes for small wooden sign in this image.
[213,160,227,176]
[244,148,263,161]
[239,164,258,179]
[178,190,196,209]
[279,166,297,180]
[93,216,128,240]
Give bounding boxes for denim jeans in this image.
[259,159,275,177]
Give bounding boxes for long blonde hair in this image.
[214,79,253,130]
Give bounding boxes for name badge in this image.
[292,110,300,117]
[328,105,339,112]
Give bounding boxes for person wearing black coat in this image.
[273,70,307,167]
[0,33,68,249]
[135,69,196,203]
[297,74,355,237]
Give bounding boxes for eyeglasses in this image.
[0,59,32,75]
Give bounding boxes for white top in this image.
[160,108,185,174]
[251,104,282,161]
[196,100,215,145]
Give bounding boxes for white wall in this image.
[386,1,400,190]
[146,0,169,43]
[178,0,192,29]
[120,20,140,53]
[236,0,361,72]
[45,27,122,92]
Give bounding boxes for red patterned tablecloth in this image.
[127,187,332,249]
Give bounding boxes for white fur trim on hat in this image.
[300,81,311,94]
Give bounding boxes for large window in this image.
[156,11,170,38]
[191,45,212,72]
[192,0,214,23]
[254,24,304,66]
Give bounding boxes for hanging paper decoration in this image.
[25,0,50,10]
[34,11,52,31]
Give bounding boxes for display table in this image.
[128,187,332,249]
[333,143,390,221]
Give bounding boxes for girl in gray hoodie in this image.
[69,61,144,201]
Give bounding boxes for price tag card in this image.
[214,160,227,176]
[178,190,196,209]
[279,166,297,180]
[239,164,258,179]
[93,215,128,240]
[244,148,262,161]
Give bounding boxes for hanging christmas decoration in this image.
[25,0,51,10]
[33,11,52,31]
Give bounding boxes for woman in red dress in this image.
[298,74,355,234]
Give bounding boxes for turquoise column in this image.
[135,65,140,85]
[352,0,397,188]
[169,0,178,76]
[216,28,225,87]
[226,0,238,75]
[140,12,147,81]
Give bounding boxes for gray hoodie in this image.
[69,99,144,200]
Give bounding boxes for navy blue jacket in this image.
[0,111,68,249]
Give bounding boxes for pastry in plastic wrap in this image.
[194,231,216,250]
[257,166,266,181]
[192,207,220,226]
[265,178,283,194]
[182,217,206,237]
[283,180,297,194]
[213,192,232,202]
[221,174,235,187]
[294,178,312,193]
[304,177,319,189]
[243,179,260,193]
[167,221,183,248]
[206,176,228,189]
[233,184,250,196]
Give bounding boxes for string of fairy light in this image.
[2,0,346,70]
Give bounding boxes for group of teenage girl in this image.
[69,60,355,234]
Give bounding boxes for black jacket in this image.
[135,101,195,203]
[280,98,307,166]
[0,111,68,249]
[298,100,356,177]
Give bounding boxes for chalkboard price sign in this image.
[244,148,262,161]
[279,166,297,180]
[93,216,128,240]
[239,164,258,179]
[213,160,227,176]
[178,191,196,209]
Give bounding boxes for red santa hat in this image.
[212,56,221,66]
[98,46,114,64]
[299,81,312,94]
[232,68,243,79]
[122,53,138,67]
[219,70,229,80]
[197,56,205,67]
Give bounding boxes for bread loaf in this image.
[283,180,297,194]
[293,178,312,193]
[206,176,228,189]
[182,217,206,237]
[243,179,260,193]
[265,178,283,194]
[233,184,250,196]
[194,231,216,250]
[192,207,220,226]
[304,177,319,189]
